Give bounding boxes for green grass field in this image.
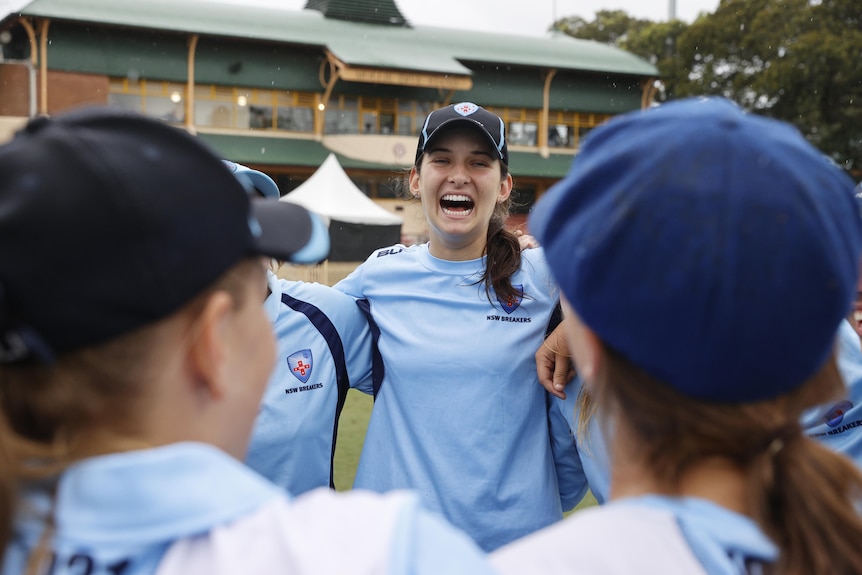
[332,389,598,513]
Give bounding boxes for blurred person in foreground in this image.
[492,97,862,575]
[0,108,495,575]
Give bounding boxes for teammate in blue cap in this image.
[0,108,496,575]
[492,97,862,574]
[223,161,375,494]
[334,101,587,551]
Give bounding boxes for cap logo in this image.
[454,102,479,117]
[288,349,313,383]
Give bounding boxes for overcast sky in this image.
[213,0,722,36]
[1,0,722,36]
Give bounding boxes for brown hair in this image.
[412,154,523,307]
[594,343,862,575]
[0,258,260,567]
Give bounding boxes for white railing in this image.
[276,261,362,287]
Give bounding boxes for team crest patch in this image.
[454,102,479,116]
[287,349,313,383]
[825,400,853,427]
[497,284,524,314]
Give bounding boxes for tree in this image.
[674,0,862,171]
[620,20,689,100]
[554,11,689,101]
[552,10,651,46]
[557,0,862,173]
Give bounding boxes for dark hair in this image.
[594,344,862,575]
[411,152,522,307]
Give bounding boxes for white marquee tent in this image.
[280,153,403,261]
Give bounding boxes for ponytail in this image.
[747,434,862,574]
[482,208,522,307]
[596,347,862,574]
[480,163,521,306]
[742,357,862,574]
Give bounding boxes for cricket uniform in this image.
[4,443,495,575]
[802,319,862,468]
[335,243,587,551]
[491,495,776,575]
[245,273,373,494]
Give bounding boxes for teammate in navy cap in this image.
[334,101,587,551]
[0,108,495,575]
[492,97,862,574]
[223,161,376,495]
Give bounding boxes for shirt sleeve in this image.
[548,392,589,511]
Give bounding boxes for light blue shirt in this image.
[802,319,862,468]
[245,273,373,494]
[554,376,611,503]
[5,443,496,575]
[5,443,281,575]
[335,243,587,551]
[617,495,777,574]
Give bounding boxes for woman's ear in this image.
[498,173,513,203]
[409,166,421,198]
[576,327,604,386]
[185,291,235,401]
[560,298,603,385]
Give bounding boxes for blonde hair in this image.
[594,343,862,575]
[0,258,260,567]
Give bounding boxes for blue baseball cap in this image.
[531,97,862,403]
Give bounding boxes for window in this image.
[107,78,610,146]
[110,79,316,132]
[548,110,610,149]
[108,78,184,123]
[509,122,538,146]
[325,95,359,134]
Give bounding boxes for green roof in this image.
[305,0,409,27]
[197,132,574,178]
[509,151,575,179]
[12,0,658,78]
[196,133,403,171]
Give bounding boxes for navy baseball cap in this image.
[416,102,508,165]
[531,97,862,403]
[0,107,328,364]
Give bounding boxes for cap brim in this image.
[251,200,330,263]
[223,160,281,199]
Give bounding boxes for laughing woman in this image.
[334,102,586,552]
